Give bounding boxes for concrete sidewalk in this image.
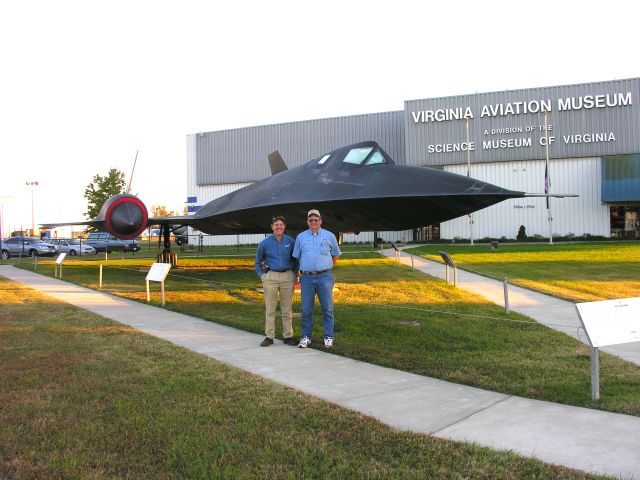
[1,264,639,479]
[383,248,640,367]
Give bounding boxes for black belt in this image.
[301,269,330,275]
[266,268,291,273]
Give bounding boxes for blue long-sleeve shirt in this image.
[254,234,297,276]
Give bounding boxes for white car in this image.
[47,238,96,256]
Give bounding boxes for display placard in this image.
[439,251,456,267]
[55,253,67,265]
[146,262,171,282]
[576,297,640,347]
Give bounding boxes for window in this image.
[366,150,386,165]
[343,147,373,165]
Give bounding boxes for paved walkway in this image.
[383,248,640,367]
[1,264,639,479]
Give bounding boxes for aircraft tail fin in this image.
[268,151,288,175]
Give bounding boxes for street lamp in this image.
[26,181,38,236]
[0,195,14,241]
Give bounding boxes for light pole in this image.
[26,181,38,236]
[0,195,14,241]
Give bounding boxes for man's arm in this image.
[254,241,266,276]
[330,232,341,265]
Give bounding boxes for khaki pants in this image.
[262,270,295,339]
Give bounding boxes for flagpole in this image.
[466,117,474,245]
[544,110,553,244]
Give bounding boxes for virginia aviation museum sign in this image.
[404,78,640,166]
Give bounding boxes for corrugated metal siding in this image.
[195,111,405,185]
[441,158,609,239]
[405,78,640,166]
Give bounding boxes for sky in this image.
[0,0,637,236]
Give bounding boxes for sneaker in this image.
[260,337,274,347]
[323,337,334,348]
[298,336,311,348]
[283,337,297,346]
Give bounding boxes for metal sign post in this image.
[576,297,640,401]
[145,262,172,307]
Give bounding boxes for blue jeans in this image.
[300,271,334,339]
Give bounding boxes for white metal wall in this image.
[441,157,610,239]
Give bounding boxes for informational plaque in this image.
[145,262,172,306]
[146,262,171,282]
[576,296,640,400]
[438,251,456,268]
[54,252,67,278]
[438,251,457,285]
[576,297,640,348]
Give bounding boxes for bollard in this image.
[410,253,415,271]
[503,277,510,313]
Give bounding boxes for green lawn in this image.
[7,248,640,417]
[406,242,640,302]
[0,277,606,479]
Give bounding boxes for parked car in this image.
[47,238,96,256]
[174,227,189,246]
[1,236,57,259]
[124,239,141,252]
[85,232,141,253]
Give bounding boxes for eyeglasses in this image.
[307,218,320,222]
[272,216,286,224]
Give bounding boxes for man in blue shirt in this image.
[293,209,341,348]
[255,216,297,347]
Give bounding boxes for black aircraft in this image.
[43,140,563,243]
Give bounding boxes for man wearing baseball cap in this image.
[292,209,341,348]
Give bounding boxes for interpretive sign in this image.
[146,262,172,306]
[576,297,640,348]
[439,251,457,286]
[575,297,640,400]
[54,252,67,278]
[439,251,455,268]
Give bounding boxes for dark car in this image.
[86,232,141,253]
[124,239,141,252]
[1,236,57,259]
[174,227,188,246]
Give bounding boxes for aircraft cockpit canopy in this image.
[317,144,393,167]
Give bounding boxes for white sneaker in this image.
[323,337,334,348]
[298,336,311,348]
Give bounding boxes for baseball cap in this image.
[307,209,321,218]
[271,215,286,224]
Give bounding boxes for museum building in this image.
[186,78,640,245]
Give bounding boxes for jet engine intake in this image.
[101,194,148,239]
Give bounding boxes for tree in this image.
[150,205,177,217]
[84,168,126,229]
[516,225,527,241]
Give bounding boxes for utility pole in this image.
[26,181,38,236]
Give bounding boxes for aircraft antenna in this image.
[126,150,139,194]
